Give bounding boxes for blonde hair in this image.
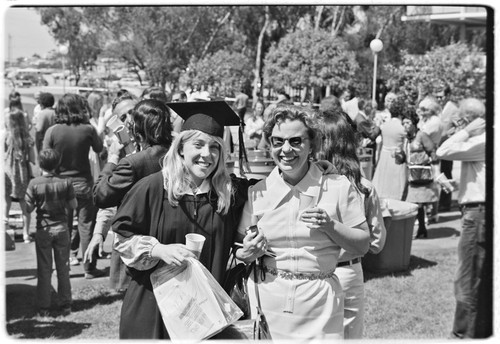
[162,130,234,214]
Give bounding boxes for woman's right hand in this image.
[236,231,268,263]
[151,243,197,267]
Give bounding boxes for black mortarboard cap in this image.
[166,101,240,138]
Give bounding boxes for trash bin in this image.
[362,199,418,274]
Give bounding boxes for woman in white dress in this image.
[235,104,370,340]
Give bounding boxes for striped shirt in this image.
[25,173,76,230]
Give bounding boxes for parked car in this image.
[14,77,33,87]
[117,77,143,87]
[79,77,106,88]
[16,74,49,86]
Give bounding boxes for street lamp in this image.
[59,45,69,93]
[370,38,383,107]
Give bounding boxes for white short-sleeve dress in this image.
[238,162,365,340]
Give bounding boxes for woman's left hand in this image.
[300,207,333,230]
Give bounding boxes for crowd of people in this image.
[3,80,489,339]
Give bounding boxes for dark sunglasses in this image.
[270,136,308,148]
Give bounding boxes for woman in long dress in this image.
[371,95,408,200]
[4,109,33,242]
[235,104,370,340]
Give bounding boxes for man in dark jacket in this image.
[85,98,172,288]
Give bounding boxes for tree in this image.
[385,42,486,100]
[179,50,253,98]
[37,7,101,85]
[84,6,240,88]
[263,28,358,102]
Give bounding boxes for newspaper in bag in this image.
[150,258,243,342]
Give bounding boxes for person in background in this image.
[88,99,171,292]
[34,92,56,155]
[32,91,42,127]
[169,91,187,134]
[435,83,459,212]
[236,104,370,340]
[371,96,408,200]
[416,96,442,223]
[244,99,265,149]
[402,106,439,239]
[373,91,398,128]
[5,91,32,131]
[317,108,387,339]
[141,86,169,104]
[319,94,343,113]
[355,98,381,168]
[43,94,104,279]
[111,101,253,338]
[339,84,359,122]
[436,98,490,339]
[234,86,249,122]
[25,149,77,316]
[87,91,106,181]
[4,109,35,243]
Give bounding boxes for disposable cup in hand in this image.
[185,233,206,259]
[436,173,454,194]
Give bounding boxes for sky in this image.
[2,6,58,61]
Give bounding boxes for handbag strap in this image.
[253,260,263,310]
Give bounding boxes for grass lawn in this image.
[5,246,457,340]
[364,247,456,339]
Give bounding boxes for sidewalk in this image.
[4,229,114,290]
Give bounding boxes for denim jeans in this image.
[35,224,71,309]
[65,177,98,273]
[452,205,487,338]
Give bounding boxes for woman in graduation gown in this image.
[111,102,258,339]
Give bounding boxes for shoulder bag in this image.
[223,248,252,320]
[218,256,272,340]
[406,140,433,185]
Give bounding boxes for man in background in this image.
[435,83,459,211]
[436,98,491,339]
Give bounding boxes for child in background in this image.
[25,149,77,316]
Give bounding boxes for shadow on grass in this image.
[5,268,37,279]
[428,226,460,239]
[6,282,124,321]
[6,319,91,339]
[363,255,438,282]
[71,290,124,312]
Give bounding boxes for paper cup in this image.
[436,173,454,194]
[106,114,123,132]
[185,233,206,259]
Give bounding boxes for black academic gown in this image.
[112,171,253,339]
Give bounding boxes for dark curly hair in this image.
[54,93,90,124]
[39,92,55,108]
[131,99,173,148]
[401,105,419,127]
[388,95,407,118]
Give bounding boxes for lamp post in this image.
[59,45,69,94]
[369,38,383,107]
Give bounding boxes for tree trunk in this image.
[314,6,324,31]
[331,6,346,37]
[199,9,233,60]
[252,6,270,106]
